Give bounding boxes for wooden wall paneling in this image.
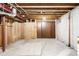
[18,23,22,39]
[25,23,31,39]
[12,22,16,42]
[11,22,15,42]
[9,21,23,43]
[17,23,19,39]
[31,22,37,39]
[20,23,23,39]
[0,25,2,47]
[5,17,15,45]
[0,16,2,47]
[7,22,13,44]
[12,22,18,41]
[24,22,37,39]
[23,23,26,39]
[12,22,24,40]
[18,23,20,39]
[15,22,19,40]
[16,22,20,40]
[21,23,25,39]
[0,16,25,51]
[24,22,32,39]
[20,23,22,39]
[15,22,18,40]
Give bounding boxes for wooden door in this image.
[37,21,55,38]
[51,21,55,38]
[37,22,42,38]
[42,21,51,38]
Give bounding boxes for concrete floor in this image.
[0,39,77,56]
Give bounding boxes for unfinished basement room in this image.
[0,3,79,56]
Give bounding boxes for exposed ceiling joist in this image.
[17,3,79,6]
[17,3,79,20]
[28,13,65,15]
[27,11,67,14]
[16,6,76,9]
[23,8,73,10]
[26,10,70,12]
[29,14,61,17]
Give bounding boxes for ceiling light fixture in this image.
[42,16,46,21]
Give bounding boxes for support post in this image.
[68,12,71,47]
[1,16,7,52]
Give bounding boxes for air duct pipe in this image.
[0,8,16,17]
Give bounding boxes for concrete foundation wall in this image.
[56,13,69,46]
[56,6,79,50]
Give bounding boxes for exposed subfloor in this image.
[0,39,77,56]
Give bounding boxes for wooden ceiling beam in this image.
[28,13,65,15]
[27,11,67,13]
[27,14,62,20]
[27,14,63,19]
[27,17,61,20]
[23,8,73,10]
[16,3,79,20]
[28,14,62,16]
[26,9,70,12]
[17,3,79,6]
[16,6,76,9]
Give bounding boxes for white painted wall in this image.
[70,6,79,50]
[56,6,79,50]
[56,13,69,46]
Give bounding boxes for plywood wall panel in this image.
[6,23,12,44]
[0,25,2,47]
[0,16,25,47]
[24,22,37,39]
[12,22,23,41]
[21,23,25,39]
